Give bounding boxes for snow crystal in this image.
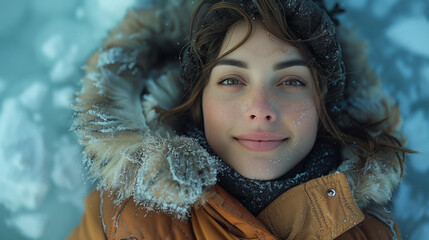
[386,16,429,58]
[0,0,27,35]
[52,86,75,109]
[6,213,47,239]
[371,0,399,19]
[0,99,49,212]
[19,81,49,111]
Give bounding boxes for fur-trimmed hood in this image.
[73,0,405,218]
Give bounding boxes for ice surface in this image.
[6,213,47,239]
[0,99,49,212]
[386,16,429,58]
[0,0,27,35]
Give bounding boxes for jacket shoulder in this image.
[68,190,194,240]
[337,205,401,240]
[68,190,107,240]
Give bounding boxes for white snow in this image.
[386,16,429,58]
[19,81,49,111]
[0,99,49,212]
[85,0,135,30]
[50,58,76,83]
[6,213,47,239]
[51,136,83,190]
[52,86,75,109]
[35,19,93,68]
[41,34,65,61]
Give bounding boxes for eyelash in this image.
[278,78,306,87]
[217,77,306,87]
[217,77,245,86]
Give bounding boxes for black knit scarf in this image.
[186,126,340,216]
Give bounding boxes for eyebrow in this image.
[214,59,307,70]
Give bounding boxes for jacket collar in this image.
[204,172,365,240]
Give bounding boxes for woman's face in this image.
[202,21,319,180]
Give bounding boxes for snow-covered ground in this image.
[0,0,427,239]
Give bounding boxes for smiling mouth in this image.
[234,138,287,152]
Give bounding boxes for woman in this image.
[68,0,411,239]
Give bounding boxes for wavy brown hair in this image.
[161,0,413,175]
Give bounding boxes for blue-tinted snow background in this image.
[0,0,428,239]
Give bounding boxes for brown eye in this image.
[279,78,306,87]
[218,77,244,86]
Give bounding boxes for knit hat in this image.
[180,0,346,118]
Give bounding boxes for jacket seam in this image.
[309,190,328,237]
[111,197,132,239]
[99,190,109,239]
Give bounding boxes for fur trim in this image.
[73,1,405,217]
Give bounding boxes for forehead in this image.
[219,20,301,59]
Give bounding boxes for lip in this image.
[234,132,287,152]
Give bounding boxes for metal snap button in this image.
[327,188,337,197]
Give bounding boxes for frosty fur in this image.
[73,0,405,218]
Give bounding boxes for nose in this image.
[246,91,277,123]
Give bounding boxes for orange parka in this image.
[69,1,405,239]
[69,173,400,239]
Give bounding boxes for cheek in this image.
[283,99,319,141]
[202,90,238,148]
[286,100,318,128]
